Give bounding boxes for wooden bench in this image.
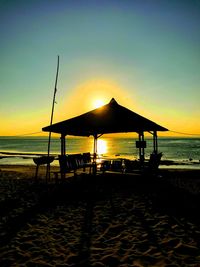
[100,159,125,174]
[124,159,141,173]
[52,152,95,180]
[124,152,163,175]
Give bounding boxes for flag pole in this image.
[46,55,60,182]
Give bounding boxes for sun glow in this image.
[57,79,136,122]
[97,139,108,155]
[93,99,105,109]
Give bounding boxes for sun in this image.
[59,79,136,118]
[93,99,105,109]
[97,139,108,155]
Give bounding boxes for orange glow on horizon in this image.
[0,79,199,137]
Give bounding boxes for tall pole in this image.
[46,55,60,181]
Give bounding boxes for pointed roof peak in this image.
[109,98,118,105]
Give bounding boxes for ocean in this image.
[0,136,200,169]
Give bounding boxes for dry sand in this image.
[0,165,200,266]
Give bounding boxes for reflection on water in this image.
[0,137,200,168]
[97,139,108,155]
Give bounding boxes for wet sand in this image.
[0,165,200,266]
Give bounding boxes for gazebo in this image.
[42,98,168,163]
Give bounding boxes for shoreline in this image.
[1,152,200,171]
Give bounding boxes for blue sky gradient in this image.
[0,0,200,135]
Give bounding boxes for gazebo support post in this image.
[138,132,145,166]
[93,134,98,175]
[61,134,66,156]
[153,131,158,154]
[60,134,66,179]
[138,133,141,162]
[93,134,97,163]
[142,132,145,162]
[93,134,103,175]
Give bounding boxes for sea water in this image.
[0,136,199,168]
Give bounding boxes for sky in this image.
[0,0,200,136]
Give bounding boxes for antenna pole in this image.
[46,55,60,181]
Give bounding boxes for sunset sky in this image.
[0,0,200,136]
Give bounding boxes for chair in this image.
[124,159,141,173]
[100,160,111,173]
[58,155,74,174]
[100,159,124,173]
[82,152,94,173]
[110,160,124,173]
[147,152,163,174]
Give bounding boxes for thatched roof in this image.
[42,98,168,136]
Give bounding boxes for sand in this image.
[0,165,200,266]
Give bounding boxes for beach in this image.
[0,165,200,266]
[1,0,200,265]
